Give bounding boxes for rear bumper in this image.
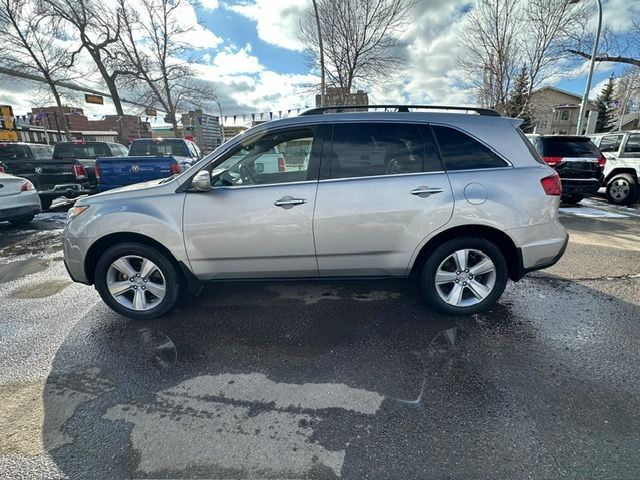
[0,204,42,221]
[560,178,600,196]
[39,182,93,199]
[514,233,569,280]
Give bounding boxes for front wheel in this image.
[421,237,508,316]
[94,243,181,320]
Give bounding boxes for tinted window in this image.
[129,139,189,157]
[329,123,439,179]
[433,126,507,170]
[595,135,622,153]
[539,137,601,158]
[31,145,53,160]
[0,145,29,160]
[214,128,315,186]
[624,134,640,153]
[54,142,110,159]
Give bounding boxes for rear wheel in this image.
[421,237,508,316]
[606,174,638,205]
[94,243,180,320]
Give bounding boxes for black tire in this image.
[421,237,508,316]
[562,194,583,205]
[9,215,34,226]
[606,174,638,206]
[94,242,181,320]
[40,198,53,211]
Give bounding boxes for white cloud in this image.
[226,0,308,51]
[211,44,263,74]
[199,0,219,10]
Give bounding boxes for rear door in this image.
[313,122,453,276]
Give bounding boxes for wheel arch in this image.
[84,232,187,286]
[409,225,520,281]
[604,168,638,184]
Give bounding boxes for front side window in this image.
[599,135,623,153]
[623,134,640,153]
[213,128,315,186]
[433,125,507,170]
[329,123,438,179]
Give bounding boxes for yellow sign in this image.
[0,105,17,141]
[85,94,104,105]
[0,130,18,142]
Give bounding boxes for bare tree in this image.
[299,0,414,105]
[568,19,640,68]
[0,0,76,139]
[459,0,521,113]
[40,0,131,122]
[117,0,214,135]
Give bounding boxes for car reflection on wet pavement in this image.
[1,202,640,479]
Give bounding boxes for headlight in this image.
[67,205,89,222]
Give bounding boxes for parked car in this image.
[526,134,604,204]
[95,138,202,191]
[0,172,42,225]
[0,142,90,210]
[63,105,568,320]
[589,130,640,205]
[53,141,128,190]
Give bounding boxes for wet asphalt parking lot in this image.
[0,197,639,479]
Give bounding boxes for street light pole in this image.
[573,0,603,135]
[312,0,325,107]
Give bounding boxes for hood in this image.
[76,177,174,205]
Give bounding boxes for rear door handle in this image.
[274,196,306,209]
[411,186,444,197]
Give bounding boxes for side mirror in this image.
[192,170,212,192]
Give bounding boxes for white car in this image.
[0,173,42,225]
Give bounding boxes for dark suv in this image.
[526,135,604,204]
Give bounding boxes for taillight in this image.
[74,164,87,180]
[542,156,563,166]
[597,156,606,167]
[94,163,101,180]
[171,161,181,175]
[540,174,562,196]
[20,181,34,192]
[278,156,285,172]
[0,165,5,173]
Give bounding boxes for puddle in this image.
[0,258,51,284]
[137,328,178,368]
[10,279,71,299]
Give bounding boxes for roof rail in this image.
[300,104,501,117]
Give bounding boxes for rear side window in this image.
[539,137,601,158]
[624,134,640,153]
[0,145,29,160]
[433,125,507,170]
[329,123,441,179]
[598,135,623,153]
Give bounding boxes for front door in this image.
[183,126,324,279]
[313,122,454,276]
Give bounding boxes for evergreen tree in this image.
[595,75,617,133]
[506,67,533,132]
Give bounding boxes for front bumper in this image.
[560,178,600,196]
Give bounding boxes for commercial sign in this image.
[85,94,104,105]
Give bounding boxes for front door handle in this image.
[274,196,306,209]
[411,186,443,197]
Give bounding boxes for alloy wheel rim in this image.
[435,248,496,307]
[610,179,630,200]
[106,255,166,311]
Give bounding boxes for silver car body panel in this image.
[63,111,567,285]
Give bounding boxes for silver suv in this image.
[63,106,568,320]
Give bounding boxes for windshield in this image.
[129,139,188,157]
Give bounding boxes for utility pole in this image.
[312,0,325,107]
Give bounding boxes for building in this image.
[617,112,640,131]
[222,125,248,141]
[151,126,178,139]
[89,115,151,144]
[529,87,598,135]
[316,87,369,107]
[31,106,90,132]
[181,110,222,153]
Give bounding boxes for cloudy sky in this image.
[1,0,639,126]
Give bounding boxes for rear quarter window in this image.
[598,135,623,153]
[432,125,508,170]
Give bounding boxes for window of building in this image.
[432,125,508,171]
[328,123,439,179]
[560,109,570,121]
